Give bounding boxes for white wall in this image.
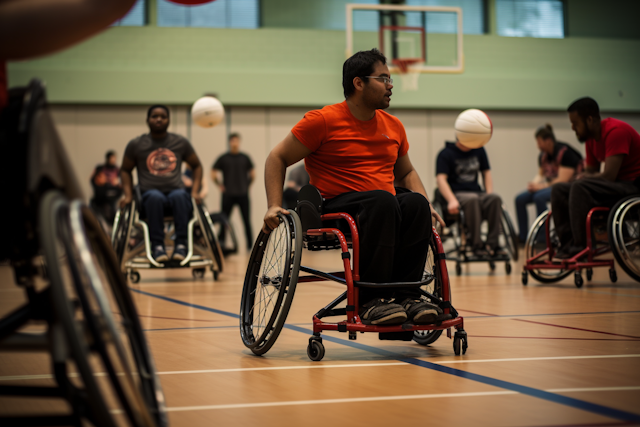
[50,105,640,249]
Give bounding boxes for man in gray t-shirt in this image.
[121,105,203,262]
[212,132,255,250]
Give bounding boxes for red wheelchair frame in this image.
[298,211,467,360]
[523,207,617,287]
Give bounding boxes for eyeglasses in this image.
[364,76,393,85]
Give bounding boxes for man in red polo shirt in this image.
[262,49,444,326]
[552,97,640,259]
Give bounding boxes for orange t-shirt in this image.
[291,101,409,199]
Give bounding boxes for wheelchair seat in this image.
[296,185,353,251]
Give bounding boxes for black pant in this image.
[551,178,639,248]
[221,193,252,249]
[323,189,432,303]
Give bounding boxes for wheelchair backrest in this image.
[296,184,323,232]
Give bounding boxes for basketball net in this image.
[393,59,421,92]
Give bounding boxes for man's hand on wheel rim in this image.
[262,206,290,234]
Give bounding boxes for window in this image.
[405,0,485,34]
[157,0,259,28]
[496,0,564,38]
[112,0,146,26]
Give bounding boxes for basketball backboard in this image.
[346,3,464,75]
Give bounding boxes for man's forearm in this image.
[265,152,287,208]
[191,165,203,194]
[399,170,428,200]
[121,170,133,198]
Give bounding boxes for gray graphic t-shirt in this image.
[124,133,195,193]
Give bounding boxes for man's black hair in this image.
[567,97,600,121]
[228,132,241,142]
[105,150,116,162]
[342,48,387,99]
[147,104,170,119]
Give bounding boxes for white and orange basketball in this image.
[454,109,493,149]
[191,96,225,128]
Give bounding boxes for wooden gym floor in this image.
[1,248,639,427]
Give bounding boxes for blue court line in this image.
[130,288,640,423]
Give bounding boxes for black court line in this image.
[130,288,640,423]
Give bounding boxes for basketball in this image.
[454,109,493,149]
[191,96,225,128]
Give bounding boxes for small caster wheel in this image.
[609,268,617,283]
[453,330,467,355]
[586,268,593,281]
[307,338,325,361]
[455,263,462,276]
[489,261,496,272]
[521,271,528,286]
[192,268,205,279]
[574,271,583,288]
[211,267,219,281]
[505,263,512,274]
[129,271,140,284]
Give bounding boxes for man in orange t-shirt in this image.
[262,49,445,326]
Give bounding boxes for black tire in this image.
[505,262,512,274]
[195,202,224,275]
[413,236,445,346]
[608,196,640,282]
[307,340,325,362]
[489,261,496,271]
[240,210,302,355]
[455,263,462,276]
[522,271,528,285]
[574,271,583,288]
[41,191,119,427]
[112,202,134,272]
[501,206,519,262]
[586,268,593,281]
[66,201,167,426]
[193,268,205,279]
[453,336,461,355]
[525,210,572,283]
[130,271,141,284]
[609,268,617,283]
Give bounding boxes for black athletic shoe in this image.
[172,244,187,261]
[490,246,508,258]
[552,245,584,262]
[359,298,407,325]
[153,245,169,262]
[472,246,490,259]
[401,299,443,324]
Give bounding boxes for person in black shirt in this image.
[90,150,122,225]
[212,133,255,250]
[436,139,504,258]
[515,124,582,243]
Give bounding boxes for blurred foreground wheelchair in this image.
[240,185,467,361]
[0,80,166,426]
[112,188,225,283]
[432,189,519,276]
[522,193,640,287]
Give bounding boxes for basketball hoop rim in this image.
[392,58,422,74]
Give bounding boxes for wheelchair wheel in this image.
[195,203,224,277]
[501,205,519,262]
[608,196,640,282]
[73,201,168,426]
[413,235,445,346]
[43,192,166,427]
[112,202,134,272]
[240,210,302,355]
[41,192,120,427]
[525,210,571,283]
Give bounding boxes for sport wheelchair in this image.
[240,185,467,361]
[112,189,224,283]
[0,80,166,426]
[432,189,518,276]
[522,195,640,286]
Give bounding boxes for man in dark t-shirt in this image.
[436,140,505,258]
[121,105,203,262]
[212,133,255,250]
[552,97,640,259]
